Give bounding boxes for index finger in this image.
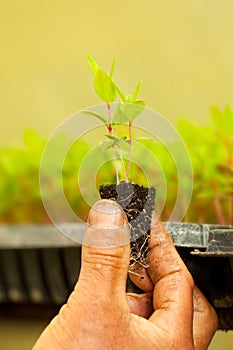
[148,219,194,340]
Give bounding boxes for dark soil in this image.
[99,182,156,269]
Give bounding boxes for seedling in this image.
[83,55,146,184]
[83,56,155,269]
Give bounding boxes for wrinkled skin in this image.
[33,200,218,350]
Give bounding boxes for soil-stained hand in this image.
[33,200,218,350]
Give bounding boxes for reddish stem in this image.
[212,178,226,224]
[127,121,133,177]
[214,196,225,225]
[114,128,128,182]
[107,103,112,135]
[107,103,119,183]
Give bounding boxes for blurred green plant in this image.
[0,105,232,225]
[0,129,47,223]
[177,105,233,224]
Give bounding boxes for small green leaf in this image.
[132,80,143,102]
[134,99,145,107]
[135,136,154,142]
[113,82,127,102]
[94,69,117,103]
[211,106,223,131]
[223,104,233,136]
[105,135,127,142]
[177,118,197,143]
[197,190,215,199]
[109,56,116,78]
[81,110,108,124]
[87,55,100,75]
[23,129,42,151]
[211,105,233,140]
[113,101,145,123]
[105,135,117,141]
[100,141,114,151]
[113,102,128,123]
[104,135,128,149]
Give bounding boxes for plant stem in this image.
[127,121,133,178]
[113,128,128,182]
[107,103,112,135]
[113,147,120,184]
[107,103,119,183]
[212,179,226,224]
[214,196,225,225]
[119,147,128,182]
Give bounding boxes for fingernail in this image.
[87,199,128,228]
[84,199,129,247]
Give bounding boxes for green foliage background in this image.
[0,105,232,225]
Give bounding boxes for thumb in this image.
[78,199,130,299]
[32,200,130,349]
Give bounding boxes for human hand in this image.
[33,200,218,350]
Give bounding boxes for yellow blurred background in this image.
[0,0,233,348]
[1,0,233,145]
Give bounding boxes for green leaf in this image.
[105,135,127,148]
[105,135,127,142]
[112,102,128,123]
[113,100,145,123]
[132,80,143,102]
[105,135,118,141]
[100,141,114,151]
[134,99,145,107]
[23,129,43,151]
[109,56,116,79]
[135,136,154,142]
[118,81,143,103]
[94,69,117,103]
[197,190,215,199]
[211,105,223,131]
[211,105,233,140]
[223,104,233,137]
[113,81,127,102]
[81,110,108,124]
[177,118,197,143]
[87,55,100,75]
